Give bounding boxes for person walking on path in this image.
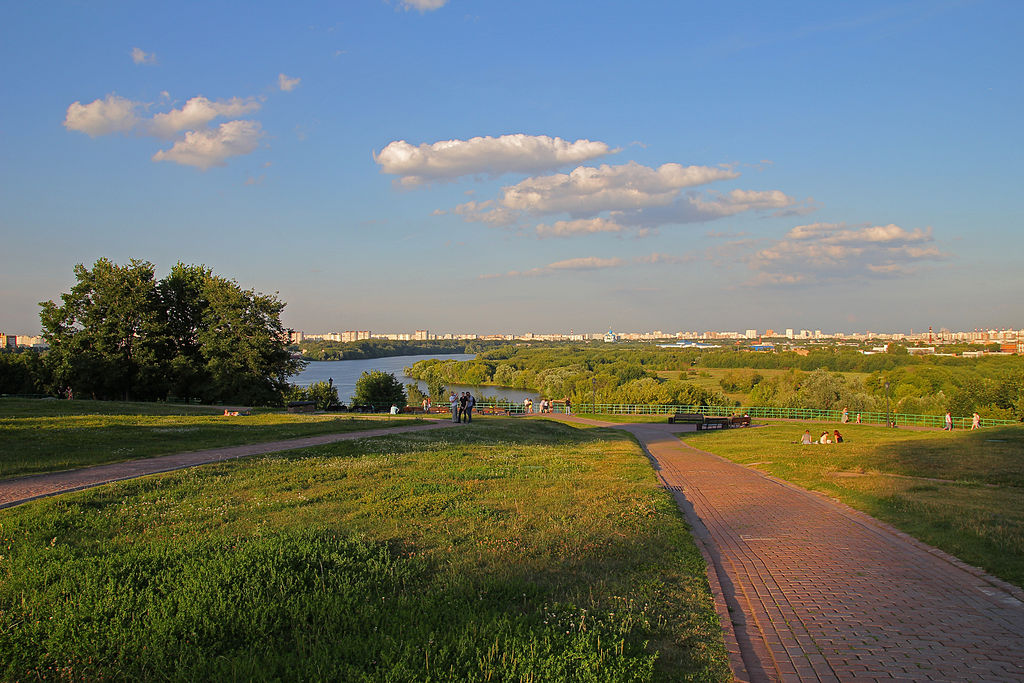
[972,412,981,429]
[565,398,571,415]
[841,407,849,424]
[449,392,459,423]
[944,411,953,431]
[458,392,469,423]
[464,392,476,422]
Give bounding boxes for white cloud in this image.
[687,189,794,217]
[635,252,694,265]
[548,256,623,270]
[614,188,799,229]
[401,0,448,11]
[500,161,738,215]
[480,255,623,279]
[374,134,614,185]
[450,160,792,234]
[746,221,946,286]
[131,47,156,65]
[149,96,262,137]
[63,95,142,137]
[536,217,626,238]
[152,120,263,170]
[452,200,519,226]
[278,73,301,91]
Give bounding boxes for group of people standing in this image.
[449,391,476,423]
[521,398,570,414]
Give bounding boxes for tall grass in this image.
[0,419,730,681]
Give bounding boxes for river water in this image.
[291,354,538,405]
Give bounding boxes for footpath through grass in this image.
[0,398,419,479]
[0,418,730,681]
[684,422,1024,587]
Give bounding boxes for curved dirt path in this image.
[560,415,1024,682]
[0,421,449,510]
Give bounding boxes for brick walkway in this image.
[0,421,449,510]
[562,416,1024,682]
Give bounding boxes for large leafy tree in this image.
[39,258,303,405]
[352,370,406,410]
[40,259,168,401]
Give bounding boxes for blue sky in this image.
[1,0,1020,335]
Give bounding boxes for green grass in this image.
[0,418,730,681]
[683,422,1024,587]
[0,399,419,479]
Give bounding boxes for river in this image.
[291,354,538,405]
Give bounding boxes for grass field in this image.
[0,399,419,479]
[683,422,1024,587]
[0,418,730,681]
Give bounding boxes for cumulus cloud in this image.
[746,222,946,286]
[131,47,156,65]
[148,96,262,137]
[500,161,738,215]
[401,0,448,11]
[374,134,614,185]
[536,217,626,238]
[64,95,142,137]
[65,89,270,170]
[152,120,263,170]
[480,256,624,279]
[448,159,794,235]
[278,73,301,91]
[613,188,799,230]
[635,252,694,265]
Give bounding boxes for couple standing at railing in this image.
[449,391,476,423]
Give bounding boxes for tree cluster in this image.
[38,258,303,405]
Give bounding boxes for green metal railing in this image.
[467,400,1019,429]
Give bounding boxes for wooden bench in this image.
[701,416,731,430]
[730,414,751,427]
[668,413,705,425]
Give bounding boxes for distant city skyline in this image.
[2,2,1021,333]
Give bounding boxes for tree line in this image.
[403,343,1024,419]
[0,258,303,406]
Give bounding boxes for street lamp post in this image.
[591,377,597,415]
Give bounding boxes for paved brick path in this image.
[561,416,1024,682]
[0,422,449,509]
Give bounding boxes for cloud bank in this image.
[374,134,615,185]
[747,222,945,285]
[445,157,796,234]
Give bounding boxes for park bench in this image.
[286,400,316,413]
[478,407,509,416]
[730,414,751,427]
[701,416,731,430]
[667,413,705,426]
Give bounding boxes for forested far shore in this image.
[296,338,498,361]
[404,344,1024,420]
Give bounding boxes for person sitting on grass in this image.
[819,431,831,444]
[801,429,813,445]
[833,429,844,443]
